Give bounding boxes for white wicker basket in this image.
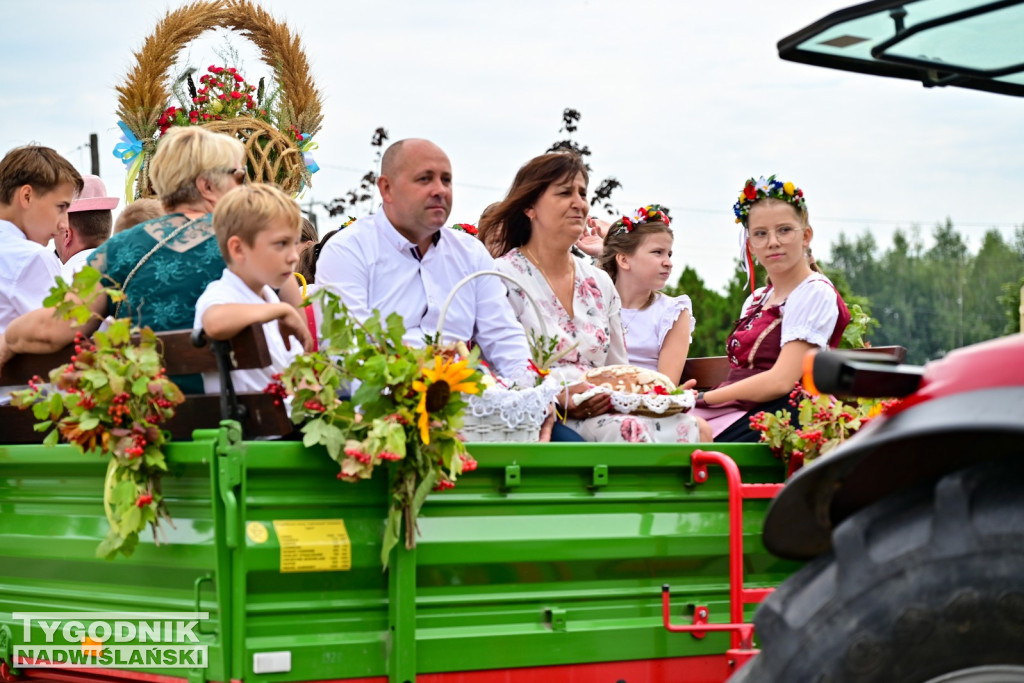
[438,270,552,442]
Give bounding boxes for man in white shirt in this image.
[56,174,118,281]
[0,146,82,333]
[317,138,532,381]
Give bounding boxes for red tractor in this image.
[733,2,1024,680]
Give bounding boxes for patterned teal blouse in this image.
[88,213,225,394]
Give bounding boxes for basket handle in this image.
[436,269,548,340]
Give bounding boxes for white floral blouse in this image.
[494,249,699,443]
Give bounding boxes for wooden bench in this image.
[0,324,292,444]
[680,345,909,391]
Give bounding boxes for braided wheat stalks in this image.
[115,0,323,197]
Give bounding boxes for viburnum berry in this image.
[303,399,326,413]
[135,494,153,507]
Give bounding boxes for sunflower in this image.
[411,355,480,444]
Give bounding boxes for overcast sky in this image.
[2,0,1021,291]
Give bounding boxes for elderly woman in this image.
[2,126,298,393]
[480,153,701,443]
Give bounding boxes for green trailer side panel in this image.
[0,431,231,682]
[0,432,798,683]
[237,441,796,682]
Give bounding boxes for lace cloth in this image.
[572,385,696,416]
[465,377,562,430]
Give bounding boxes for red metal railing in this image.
[662,449,784,668]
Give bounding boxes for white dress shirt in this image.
[0,220,62,333]
[194,268,302,396]
[59,248,96,282]
[316,211,531,380]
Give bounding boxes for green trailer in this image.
[0,424,796,683]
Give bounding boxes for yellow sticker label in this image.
[246,521,269,544]
[272,519,351,573]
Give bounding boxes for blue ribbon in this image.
[112,121,143,166]
[298,133,320,175]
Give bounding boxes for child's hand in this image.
[277,305,313,353]
[574,217,610,258]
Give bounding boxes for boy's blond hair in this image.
[113,198,164,233]
[149,127,244,210]
[212,184,301,263]
[0,145,83,205]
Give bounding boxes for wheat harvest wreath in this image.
[112,0,324,199]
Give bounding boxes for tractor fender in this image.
[762,385,1024,561]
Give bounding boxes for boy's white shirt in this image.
[193,268,301,396]
[0,220,61,403]
[0,220,62,333]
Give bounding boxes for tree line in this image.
[670,221,1024,364]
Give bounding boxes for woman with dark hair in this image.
[485,153,700,443]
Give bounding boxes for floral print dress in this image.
[494,249,699,443]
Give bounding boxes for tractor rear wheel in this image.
[731,456,1024,683]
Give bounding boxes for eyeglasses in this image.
[222,167,247,184]
[747,225,802,248]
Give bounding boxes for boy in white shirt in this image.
[194,184,312,395]
[0,146,83,333]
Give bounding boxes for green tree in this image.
[965,230,1020,342]
[667,261,762,358]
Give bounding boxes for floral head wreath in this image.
[610,204,671,236]
[449,223,479,236]
[733,175,806,226]
[733,175,807,293]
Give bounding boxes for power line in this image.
[316,163,1021,230]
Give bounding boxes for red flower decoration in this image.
[743,182,757,200]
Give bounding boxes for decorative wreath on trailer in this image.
[113,0,323,199]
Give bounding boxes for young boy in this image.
[195,184,312,395]
[0,146,83,332]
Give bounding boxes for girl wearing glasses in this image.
[690,176,850,442]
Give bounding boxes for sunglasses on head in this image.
[222,167,247,184]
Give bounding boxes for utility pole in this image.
[305,197,318,232]
[89,133,99,175]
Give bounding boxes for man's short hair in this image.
[212,184,301,263]
[379,139,409,179]
[69,210,112,248]
[149,127,245,210]
[0,145,83,205]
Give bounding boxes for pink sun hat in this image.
[70,175,120,212]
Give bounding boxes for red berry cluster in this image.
[344,447,372,464]
[125,433,148,459]
[264,379,289,407]
[135,493,153,508]
[433,479,456,492]
[107,392,132,427]
[303,399,326,413]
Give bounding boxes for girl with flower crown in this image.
[690,176,850,442]
[598,205,695,382]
